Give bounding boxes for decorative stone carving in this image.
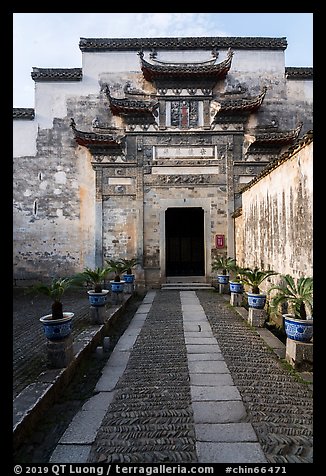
[158,175,210,184]
[137,137,143,151]
[115,168,125,176]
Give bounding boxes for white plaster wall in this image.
[238,140,313,280]
[286,79,313,103]
[35,82,83,129]
[231,50,285,73]
[82,51,140,77]
[13,121,37,157]
[13,128,96,279]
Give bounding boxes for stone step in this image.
[161,283,215,291]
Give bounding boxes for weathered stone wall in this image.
[13,117,96,280]
[13,38,313,283]
[234,211,244,266]
[102,197,138,261]
[234,137,313,290]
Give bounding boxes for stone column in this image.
[285,339,313,371]
[89,306,106,324]
[230,292,243,306]
[159,99,167,129]
[248,308,267,327]
[203,99,211,129]
[46,335,74,368]
[136,136,145,289]
[94,167,103,267]
[219,283,229,294]
[225,142,235,258]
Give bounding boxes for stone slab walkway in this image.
[49,290,313,464]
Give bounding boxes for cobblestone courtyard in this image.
[13,288,314,464]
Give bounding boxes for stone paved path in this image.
[49,290,312,464]
[197,290,313,463]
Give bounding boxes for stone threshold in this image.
[13,294,133,450]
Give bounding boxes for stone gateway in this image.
[13,37,313,288]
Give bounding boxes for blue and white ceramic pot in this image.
[229,281,243,293]
[123,274,135,284]
[283,314,313,342]
[246,292,266,309]
[39,312,74,341]
[217,274,229,285]
[110,280,125,293]
[87,289,109,307]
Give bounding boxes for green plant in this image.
[106,258,128,282]
[239,267,278,294]
[268,274,313,320]
[73,267,109,293]
[119,257,139,275]
[211,256,237,275]
[230,267,250,283]
[29,277,75,320]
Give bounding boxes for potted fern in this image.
[106,258,127,293]
[30,277,75,341]
[268,274,313,342]
[211,256,237,284]
[73,266,110,307]
[120,257,139,284]
[239,267,278,309]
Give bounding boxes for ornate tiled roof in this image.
[214,87,267,119]
[251,122,302,145]
[105,86,159,116]
[79,37,287,51]
[285,67,313,79]
[31,68,82,82]
[140,48,233,83]
[13,108,35,120]
[70,118,124,149]
[241,130,313,192]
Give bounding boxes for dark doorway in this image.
[165,207,205,276]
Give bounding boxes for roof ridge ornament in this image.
[70,118,125,149]
[104,86,159,116]
[212,86,267,120]
[140,48,234,84]
[246,121,304,155]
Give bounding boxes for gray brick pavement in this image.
[14,288,313,464]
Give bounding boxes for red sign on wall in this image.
[215,234,225,248]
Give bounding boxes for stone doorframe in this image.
[159,198,212,282]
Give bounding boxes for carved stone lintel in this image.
[158,175,210,185]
